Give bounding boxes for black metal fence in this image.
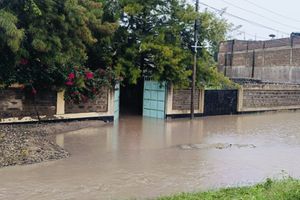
[204,90,238,116]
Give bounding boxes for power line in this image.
[219,0,300,30]
[241,0,300,23]
[199,2,290,36]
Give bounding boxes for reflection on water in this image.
[55,134,64,148]
[1,111,300,200]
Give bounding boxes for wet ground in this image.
[1,111,300,200]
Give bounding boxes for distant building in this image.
[218,35,300,84]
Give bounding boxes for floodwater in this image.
[1,112,300,200]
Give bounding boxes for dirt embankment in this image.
[0,120,106,168]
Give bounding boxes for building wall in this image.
[0,87,115,123]
[218,37,300,83]
[0,89,56,119]
[238,84,300,112]
[165,85,204,117]
[172,89,200,110]
[65,89,109,114]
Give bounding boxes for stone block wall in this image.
[165,85,204,116]
[0,87,114,123]
[172,89,200,110]
[238,84,300,112]
[0,89,56,119]
[65,89,109,114]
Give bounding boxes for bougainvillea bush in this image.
[64,66,116,104]
[0,0,118,103]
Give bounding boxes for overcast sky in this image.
[188,0,300,41]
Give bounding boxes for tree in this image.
[113,0,235,88]
[0,9,24,86]
[195,11,236,89]
[111,0,192,86]
[83,0,119,70]
[0,0,117,92]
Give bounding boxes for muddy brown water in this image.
[1,112,300,200]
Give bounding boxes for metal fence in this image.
[204,90,238,116]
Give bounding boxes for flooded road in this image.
[1,111,300,200]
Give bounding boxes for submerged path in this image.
[1,112,300,199]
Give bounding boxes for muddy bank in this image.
[0,120,106,168]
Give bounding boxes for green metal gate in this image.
[143,80,166,119]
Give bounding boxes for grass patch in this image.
[157,178,300,200]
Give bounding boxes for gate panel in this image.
[204,90,238,116]
[143,80,166,119]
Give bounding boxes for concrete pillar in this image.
[56,91,65,115]
[165,84,173,116]
[199,89,205,114]
[237,87,244,112]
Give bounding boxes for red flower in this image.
[65,81,74,86]
[68,73,75,80]
[20,58,29,65]
[31,88,37,95]
[85,72,94,79]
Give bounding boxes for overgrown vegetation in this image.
[157,178,300,200]
[0,0,236,102]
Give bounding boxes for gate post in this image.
[56,90,65,115]
[165,84,173,116]
[237,87,244,112]
[199,89,205,114]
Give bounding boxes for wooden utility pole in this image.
[191,0,200,119]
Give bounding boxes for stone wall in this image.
[0,88,56,119]
[238,84,300,112]
[165,85,204,116]
[218,37,300,83]
[0,87,114,123]
[65,89,109,114]
[172,89,200,110]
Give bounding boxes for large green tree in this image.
[0,0,235,92]
[0,0,117,90]
[113,0,234,88]
[112,0,193,86]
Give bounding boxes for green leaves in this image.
[0,0,235,93]
[124,3,143,15]
[0,10,24,52]
[0,0,117,91]
[24,0,42,16]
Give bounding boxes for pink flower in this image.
[68,73,75,80]
[65,81,74,86]
[20,58,29,65]
[31,88,37,95]
[85,72,94,79]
